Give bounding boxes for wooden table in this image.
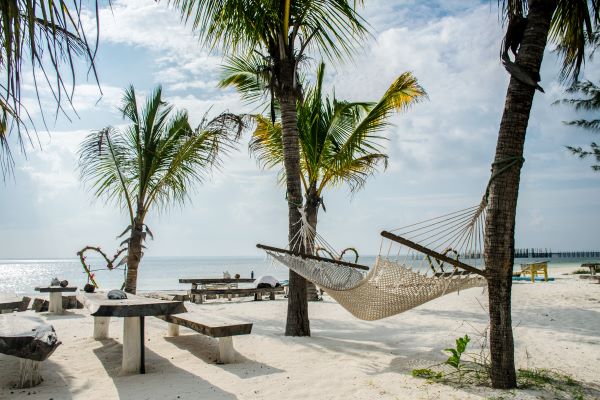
[34,286,77,314]
[582,263,600,275]
[78,291,186,374]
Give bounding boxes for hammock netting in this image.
[261,202,489,321]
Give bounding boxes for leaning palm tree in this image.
[485,0,600,388]
[164,0,368,336]
[1,0,100,176]
[243,62,426,262]
[78,85,245,294]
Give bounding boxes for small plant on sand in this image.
[411,334,490,385]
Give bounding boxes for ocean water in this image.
[0,255,591,295]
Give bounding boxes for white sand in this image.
[1,269,599,399]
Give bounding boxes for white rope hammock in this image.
[260,204,488,321]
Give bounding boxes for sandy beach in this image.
[1,267,599,400]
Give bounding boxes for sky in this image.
[0,0,599,259]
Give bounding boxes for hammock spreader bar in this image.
[256,244,370,271]
[380,231,485,277]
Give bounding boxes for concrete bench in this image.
[157,312,252,363]
[0,314,61,388]
[189,287,284,304]
[0,295,30,313]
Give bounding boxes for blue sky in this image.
[0,0,598,258]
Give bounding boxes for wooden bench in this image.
[0,314,61,388]
[180,278,255,303]
[519,261,549,282]
[157,312,252,363]
[189,287,285,304]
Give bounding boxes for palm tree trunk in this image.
[278,61,310,337]
[124,215,145,294]
[484,0,556,389]
[305,187,321,301]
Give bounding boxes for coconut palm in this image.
[486,0,600,388]
[557,80,600,171]
[240,62,425,262]
[78,85,245,294]
[1,0,100,175]
[164,0,368,336]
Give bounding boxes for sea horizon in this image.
[1,255,596,296]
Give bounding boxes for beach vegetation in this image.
[222,61,425,269]
[163,0,369,336]
[572,268,591,274]
[484,0,600,389]
[412,335,592,399]
[0,0,100,177]
[77,85,245,293]
[556,79,600,172]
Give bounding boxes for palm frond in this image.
[78,127,136,222]
[550,0,597,82]
[249,114,284,171]
[319,72,426,192]
[1,0,100,176]
[219,54,273,105]
[79,86,247,219]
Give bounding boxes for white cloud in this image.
[1,1,599,258]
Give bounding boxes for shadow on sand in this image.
[93,338,239,399]
[164,334,285,379]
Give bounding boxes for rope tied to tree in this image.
[483,156,525,205]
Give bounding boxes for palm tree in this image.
[1,0,100,175]
[164,0,368,336]
[557,80,600,171]
[78,85,245,294]
[240,62,425,263]
[486,0,599,388]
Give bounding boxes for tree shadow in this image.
[93,339,238,399]
[163,334,285,379]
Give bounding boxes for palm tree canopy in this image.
[500,0,600,82]
[245,63,427,195]
[165,0,368,62]
[1,0,100,174]
[78,85,245,222]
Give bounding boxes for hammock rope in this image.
[258,200,488,320]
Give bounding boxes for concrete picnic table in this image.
[34,286,77,314]
[77,291,187,374]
